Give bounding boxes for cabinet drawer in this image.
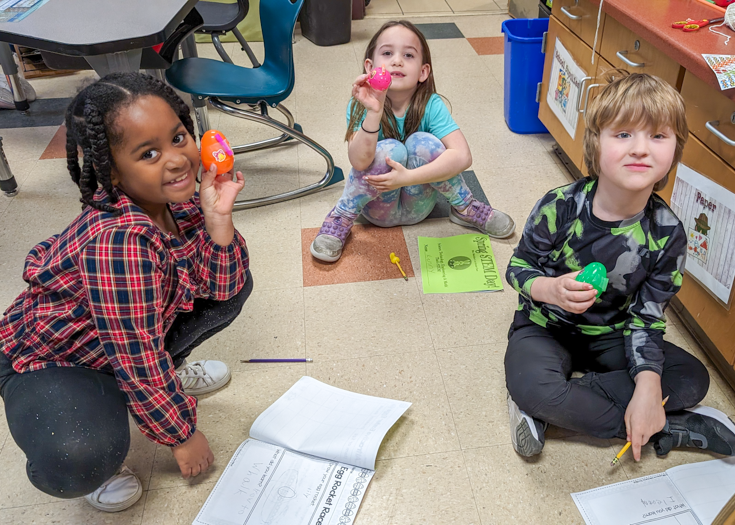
[551,0,606,49]
[657,136,735,365]
[599,16,683,88]
[538,15,596,169]
[681,70,735,170]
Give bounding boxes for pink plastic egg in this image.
[367,66,392,91]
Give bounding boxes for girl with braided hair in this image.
[0,72,251,512]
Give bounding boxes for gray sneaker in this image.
[508,393,546,457]
[84,466,142,513]
[310,208,354,263]
[450,199,515,238]
[653,405,735,456]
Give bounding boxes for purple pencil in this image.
[241,358,313,363]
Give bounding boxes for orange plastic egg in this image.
[200,129,234,175]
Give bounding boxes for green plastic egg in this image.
[576,262,609,297]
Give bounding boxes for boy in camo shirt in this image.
[505,73,735,461]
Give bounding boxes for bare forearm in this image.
[529,277,554,303]
[204,214,235,246]
[348,110,382,170]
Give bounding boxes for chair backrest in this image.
[260,0,303,84]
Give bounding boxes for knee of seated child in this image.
[679,352,710,406]
[405,132,445,165]
[369,139,407,173]
[27,440,126,498]
[506,370,568,417]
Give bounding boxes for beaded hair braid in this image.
[65,72,195,215]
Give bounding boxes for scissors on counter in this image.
[672,17,725,31]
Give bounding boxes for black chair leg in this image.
[233,28,260,68]
[211,35,233,64]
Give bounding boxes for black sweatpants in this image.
[505,311,710,440]
[0,271,252,499]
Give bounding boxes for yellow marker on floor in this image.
[611,396,669,466]
[390,252,408,281]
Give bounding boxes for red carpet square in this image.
[467,37,504,55]
[301,224,415,287]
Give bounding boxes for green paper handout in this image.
[418,234,503,294]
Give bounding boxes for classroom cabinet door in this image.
[658,136,735,367]
[538,16,596,170]
[551,0,606,49]
[599,16,683,89]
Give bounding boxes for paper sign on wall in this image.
[546,38,588,140]
[670,163,735,305]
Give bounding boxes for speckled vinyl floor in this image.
[0,7,733,525]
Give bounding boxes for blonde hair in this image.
[345,20,437,142]
[583,71,688,192]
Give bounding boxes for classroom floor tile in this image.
[358,451,482,523]
[39,123,67,159]
[464,437,629,524]
[413,22,465,40]
[467,36,505,55]
[0,97,70,129]
[307,352,462,460]
[301,224,415,287]
[1,10,734,525]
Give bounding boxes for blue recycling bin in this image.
[501,18,549,134]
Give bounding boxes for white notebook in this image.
[572,457,735,525]
[192,376,411,525]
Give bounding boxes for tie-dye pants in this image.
[334,132,474,227]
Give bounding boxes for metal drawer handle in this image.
[576,76,592,113]
[560,6,582,20]
[582,83,603,115]
[706,120,735,146]
[616,50,645,68]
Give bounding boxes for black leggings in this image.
[0,271,252,499]
[505,311,710,440]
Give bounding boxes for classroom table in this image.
[0,0,202,196]
[0,0,200,76]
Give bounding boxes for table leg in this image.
[84,49,142,77]
[0,42,30,112]
[0,137,18,198]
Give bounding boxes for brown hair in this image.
[583,71,688,192]
[345,20,437,142]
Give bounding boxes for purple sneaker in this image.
[310,208,354,262]
[450,199,515,238]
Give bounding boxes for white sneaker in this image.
[176,359,231,396]
[84,466,142,513]
[507,393,546,457]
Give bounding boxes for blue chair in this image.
[165,0,344,210]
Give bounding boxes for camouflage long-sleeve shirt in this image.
[506,178,686,377]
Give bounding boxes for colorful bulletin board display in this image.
[670,163,735,306]
[417,234,503,294]
[546,38,587,139]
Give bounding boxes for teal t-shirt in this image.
[346,93,459,142]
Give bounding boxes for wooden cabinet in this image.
[539,11,685,177]
[681,71,735,168]
[599,16,684,89]
[551,0,606,48]
[538,15,596,170]
[658,136,735,367]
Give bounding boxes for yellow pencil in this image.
[390,252,408,281]
[611,396,669,466]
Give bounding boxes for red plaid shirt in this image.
[0,188,248,446]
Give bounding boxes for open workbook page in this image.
[572,457,735,525]
[192,377,411,525]
[250,376,412,470]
